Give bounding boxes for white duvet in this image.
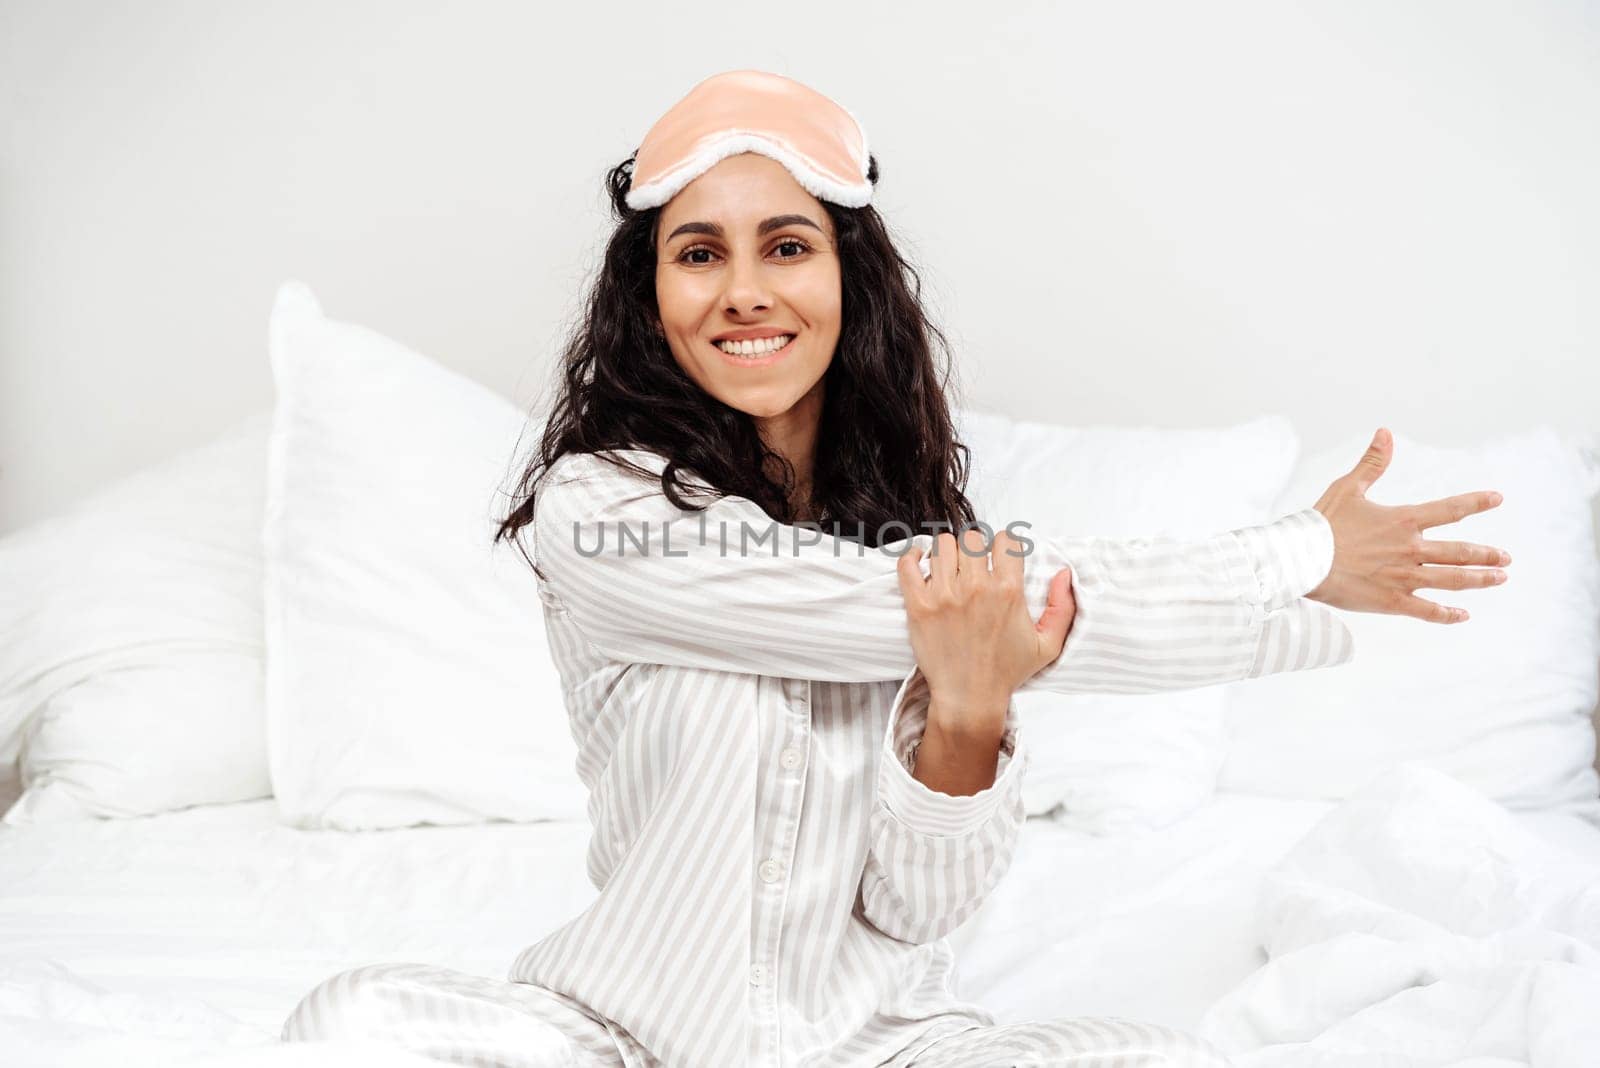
[1200,765,1600,1068]
[3,767,1597,1067]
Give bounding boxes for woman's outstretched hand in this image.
[1306,427,1512,624]
[894,528,1075,796]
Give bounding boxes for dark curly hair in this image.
[492,152,978,580]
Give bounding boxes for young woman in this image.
[281,70,1511,1068]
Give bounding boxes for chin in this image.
[721,387,801,420]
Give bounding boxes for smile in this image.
[711,334,796,367]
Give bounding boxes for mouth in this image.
[710,333,797,368]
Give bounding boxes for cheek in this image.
[656,275,710,328]
[655,285,683,327]
[791,271,842,333]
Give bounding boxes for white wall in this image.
[2,0,1596,536]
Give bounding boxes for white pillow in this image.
[0,413,272,823]
[264,280,586,829]
[1220,426,1600,817]
[953,408,1301,832]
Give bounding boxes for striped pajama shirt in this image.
[283,447,1352,1067]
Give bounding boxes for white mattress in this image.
[3,791,1598,1066]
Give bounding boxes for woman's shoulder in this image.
[542,447,668,487]
[543,447,721,496]
[530,451,667,570]
[535,449,702,522]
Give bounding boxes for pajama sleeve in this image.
[857,668,1029,945]
[529,448,1353,694]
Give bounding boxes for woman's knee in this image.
[907,1017,1235,1067]
[281,961,429,1042]
[1034,1017,1235,1068]
[1126,1021,1234,1068]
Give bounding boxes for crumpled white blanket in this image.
[1199,764,1600,1068]
[0,958,448,1067]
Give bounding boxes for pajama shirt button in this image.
[779,747,802,770]
[749,964,768,985]
[758,859,782,883]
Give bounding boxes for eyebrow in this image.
[664,213,824,244]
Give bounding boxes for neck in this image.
[755,382,824,520]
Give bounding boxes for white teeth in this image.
[715,334,794,356]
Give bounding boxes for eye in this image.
[773,238,813,259]
[675,238,815,266]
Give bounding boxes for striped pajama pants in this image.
[281,962,1235,1067]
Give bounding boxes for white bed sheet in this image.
[3,790,1597,1066]
[1196,767,1600,1066]
[960,789,1600,1039]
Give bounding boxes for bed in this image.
[4,282,1599,1066]
[5,779,1599,1066]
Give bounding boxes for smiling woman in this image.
[274,69,1504,1068]
[280,68,1239,1068]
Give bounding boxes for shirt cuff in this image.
[877,665,1027,838]
[1227,506,1337,613]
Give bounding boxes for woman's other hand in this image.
[1308,427,1512,624]
[896,527,1075,745]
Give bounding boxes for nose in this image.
[721,250,773,317]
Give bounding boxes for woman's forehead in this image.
[659,154,823,224]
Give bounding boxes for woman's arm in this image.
[530,447,1353,693]
[859,528,1057,946]
[858,670,1028,945]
